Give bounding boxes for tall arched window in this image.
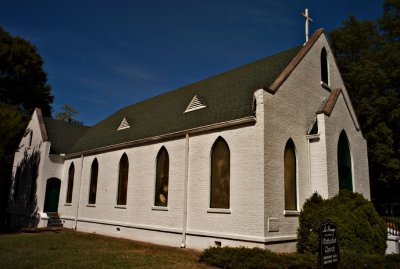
[155,147,169,206]
[88,158,99,204]
[284,139,297,210]
[321,48,329,85]
[66,163,75,203]
[338,131,353,191]
[210,137,230,209]
[29,131,33,147]
[117,154,129,205]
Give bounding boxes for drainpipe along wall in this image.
[181,133,189,248]
[74,154,84,230]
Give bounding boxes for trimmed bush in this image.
[297,191,387,255]
[199,247,315,269]
[199,247,400,269]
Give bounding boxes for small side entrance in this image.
[43,178,61,213]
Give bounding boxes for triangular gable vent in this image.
[117,117,130,131]
[184,95,206,113]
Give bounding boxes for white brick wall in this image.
[8,110,64,227]
[263,34,370,239]
[9,32,370,252]
[324,95,370,199]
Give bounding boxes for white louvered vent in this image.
[117,117,130,131]
[184,95,207,113]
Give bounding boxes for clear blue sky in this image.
[1,0,383,126]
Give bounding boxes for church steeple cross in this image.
[301,8,313,43]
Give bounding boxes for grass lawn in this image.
[0,229,212,268]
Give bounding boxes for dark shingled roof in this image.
[42,45,302,155]
[43,117,89,154]
[66,46,302,154]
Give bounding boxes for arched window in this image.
[29,131,33,147]
[338,131,353,191]
[210,137,230,209]
[321,48,329,85]
[66,163,75,203]
[117,154,129,205]
[88,159,99,204]
[155,147,169,206]
[284,139,297,210]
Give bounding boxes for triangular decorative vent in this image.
[184,95,206,113]
[117,117,130,131]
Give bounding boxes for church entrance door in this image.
[43,178,61,212]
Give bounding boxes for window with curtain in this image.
[88,158,99,204]
[66,163,75,203]
[210,137,230,209]
[284,139,297,210]
[117,154,129,205]
[155,147,169,206]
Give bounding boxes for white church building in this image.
[8,29,370,252]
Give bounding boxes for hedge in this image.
[199,247,400,269]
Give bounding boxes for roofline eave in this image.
[65,116,256,159]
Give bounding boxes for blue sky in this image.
[1,0,383,126]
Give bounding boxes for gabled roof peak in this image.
[267,28,325,94]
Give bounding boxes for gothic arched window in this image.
[88,158,99,204]
[117,154,129,205]
[338,131,353,191]
[321,48,329,85]
[284,139,297,210]
[66,163,75,203]
[210,137,230,209]
[155,147,169,206]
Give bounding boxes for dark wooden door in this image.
[43,178,61,212]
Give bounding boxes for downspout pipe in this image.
[74,154,84,230]
[181,134,189,248]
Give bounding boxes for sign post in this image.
[318,222,339,269]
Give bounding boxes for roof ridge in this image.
[44,116,90,128]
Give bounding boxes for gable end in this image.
[267,28,325,94]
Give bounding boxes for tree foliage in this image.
[0,102,26,227]
[297,192,387,255]
[0,26,53,227]
[56,104,81,124]
[330,0,400,207]
[0,27,53,117]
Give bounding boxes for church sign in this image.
[318,222,339,269]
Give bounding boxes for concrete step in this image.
[46,212,63,228]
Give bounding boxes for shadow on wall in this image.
[8,147,41,228]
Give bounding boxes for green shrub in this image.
[199,246,316,269]
[297,191,387,255]
[200,247,400,269]
[199,247,400,269]
[340,252,400,269]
